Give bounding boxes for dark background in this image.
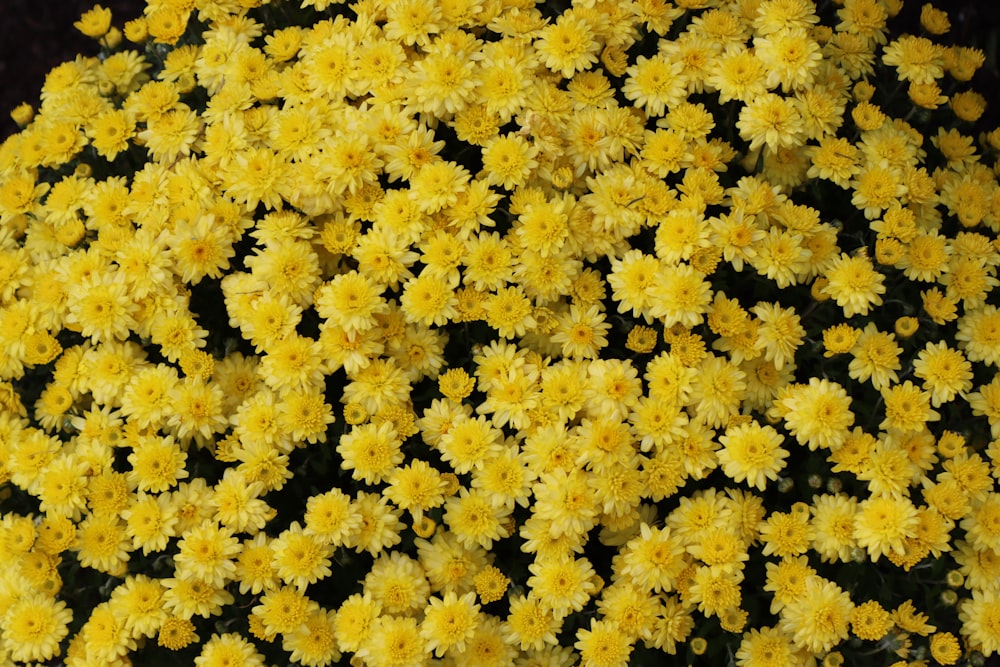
[1,0,998,139]
[0,0,145,139]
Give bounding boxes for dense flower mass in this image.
[0,0,999,665]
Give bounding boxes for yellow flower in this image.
[472,444,534,510]
[409,40,480,117]
[331,592,380,654]
[314,270,387,336]
[957,304,1000,367]
[751,301,803,370]
[0,171,49,223]
[856,440,913,498]
[736,92,805,152]
[420,591,482,657]
[35,514,77,554]
[921,286,959,325]
[822,252,886,316]
[810,493,859,563]
[87,108,135,160]
[481,134,538,191]
[252,585,315,636]
[969,376,1000,439]
[0,593,72,663]
[883,35,945,84]
[854,494,919,561]
[893,315,919,338]
[221,146,287,211]
[923,634,959,666]
[338,421,403,485]
[284,607,340,667]
[409,160,470,214]
[271,521,332,591]
[552,303,610,359]
[107,574,167,640]
[773,377,854,450]
[364,551,430,617]
[754,27,822,92]
[575,618,634,667]
[173,520,241,588]
[444,487,511,550]
[735,625,796,667]
[717,421,789,491]
[528,554,598,615]
[75,513,130,576]
[259,335,323,392]
[912,341,974,407]
[822,323,860,357]
[760,506,814,558]
[416,527,482,593]
[166,378,226,445]
[168,214,238,285]
[195,632,266,667]
[709,48,768,104]
[686,526,749,575]
[473,565,510,604]
[453,103,502,146]
[122,490,178,555]
[648,263,712,329]
[477,368,540,430]
[608,250,662,320]
[960,590,1000,656]
[65,272,138,344]
[33,381,74,432]
[277,387,336,445]
[961,493,1000,553]
[623,54,686,117]
[302,489,360,548]
[158,616,198,650]
[127,433,188,493]
[536,13,601,79]
[136,104,201,164]
[880,380,939,434]
[951,89,987,122]
[438,368,475,402]
[502,593,562,651]
[232,534,278,596]
[618,523,687,593]
[484,285,537,340]
[686,565,743,618]
[35,453,87,519]
[751,227,812,288]
[851,600,893,641]
[146,8,188,45]
[477,51,533,121]
[400,271,458,327]
[909,81,948,109]
[848,323,902,391]
[626,324,658,353]
[356,615,428,667]
[9,101,34,127]
[763,555,816,615]
[779,576,853,653]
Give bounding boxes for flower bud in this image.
[10,103,34,127]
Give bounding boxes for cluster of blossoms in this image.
[1,0,999,665]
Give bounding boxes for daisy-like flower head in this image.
[535,12,600,79]
[778,575,853,654]
[736,92,805,153]
[1,593,73,663]
[772,377,854,451]
[717,420,789,491]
